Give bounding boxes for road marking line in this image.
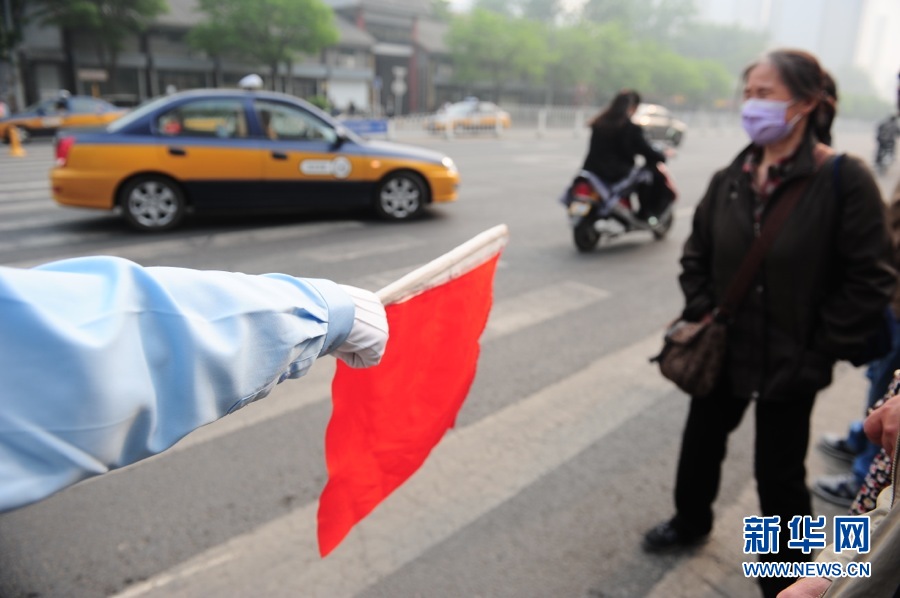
[0,180,51,192]
[124,278,609,459]
[111,332,671,598]
[112,553,236,598]
[1,221,367,268]
[483,280,610,340]
[293,236,422,263]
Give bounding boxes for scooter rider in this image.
[876,114,899,170]
[581,89,668,221]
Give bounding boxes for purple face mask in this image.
[741,98,801,145]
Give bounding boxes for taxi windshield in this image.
[106,95,173,132]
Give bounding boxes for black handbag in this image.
[653,175,814,397]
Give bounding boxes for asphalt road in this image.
[0,125,897,598]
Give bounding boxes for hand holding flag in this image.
[318,224,509,556]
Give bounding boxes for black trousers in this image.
[671,387,816,597]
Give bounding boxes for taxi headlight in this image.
[441,156,457,173]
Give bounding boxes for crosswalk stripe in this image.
[0,190,50,203]
[484,280,610,340]
[1,221,368,268]
[292,235,423,264]
[0,181,51,192]
[111,332,669,598]
[126,278,610,459]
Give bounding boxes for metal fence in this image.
[343,104,872,142]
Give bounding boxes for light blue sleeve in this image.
[0,256,355,513]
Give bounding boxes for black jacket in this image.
[680,135,896,401]
[582,120,665,183]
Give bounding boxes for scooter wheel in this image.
[574,221,600,252]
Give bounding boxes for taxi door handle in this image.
[168,147,187,156]
[271,151,288,160]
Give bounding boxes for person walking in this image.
[642,49,896,598]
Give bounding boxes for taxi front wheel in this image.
[119,175,186,232]
[374,171,427,220]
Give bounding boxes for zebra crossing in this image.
[0,133,869,598]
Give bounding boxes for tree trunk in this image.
[60,28,77,93]
[107,48,120,95]
[270,63,278,91]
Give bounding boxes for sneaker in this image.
[642,520,708,553]
[818,434,858,463]
[812,473,860,507]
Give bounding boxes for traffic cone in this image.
[8,127,26,158]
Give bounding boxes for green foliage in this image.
[473,0,563,20]
[580,0,695,41]
[306,95,331,111]
[37,0,168,55]
[0,0,28,60]
[190,0,338,86]
[840,94,893,121]
[447,8,547,90]
[449,9,734,108]
[430,0,454,22]
[519,0,563,21]
[33,0,167,92]
[473,0,517,17]
[670,21,768,76]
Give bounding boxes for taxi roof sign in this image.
[239,74,263,91]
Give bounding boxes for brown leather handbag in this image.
[653,175,813,397]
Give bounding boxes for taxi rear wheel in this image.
[374,171,428,220]
[119,175,186,232]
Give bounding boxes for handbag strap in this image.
[716,144,835,318]
[718,176,812,318]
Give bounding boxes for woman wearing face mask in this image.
[641,49,895,598]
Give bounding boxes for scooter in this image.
[561,163,677,252]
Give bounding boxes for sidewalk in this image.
[645,362,871,598]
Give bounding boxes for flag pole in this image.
[376,224,509,305]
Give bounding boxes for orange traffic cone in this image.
[8,127,26,158]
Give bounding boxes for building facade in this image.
[5,0,457,115]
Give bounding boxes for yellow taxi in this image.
[426,99,511,134]
[1,94,126,143]
[51,79,460,231]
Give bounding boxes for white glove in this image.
[333,285,389,368]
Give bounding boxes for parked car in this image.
[632,103,687,147]
[1,95,126,143]
[51,84,460,231]
[426,99,511,134]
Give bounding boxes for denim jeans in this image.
[848,317,900,485]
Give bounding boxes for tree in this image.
[473,0,517,17]
[447,8,548,99]
[0,0,27,61]
[430,0,454,22]
[1,0,28,109]
[519,0,563,22]
[581,0,696,42]
[190,0,338,91]
[669,21,768,76]
[36,0,168,93]
[580,0,638,28]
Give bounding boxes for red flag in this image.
[317,226,507,557]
